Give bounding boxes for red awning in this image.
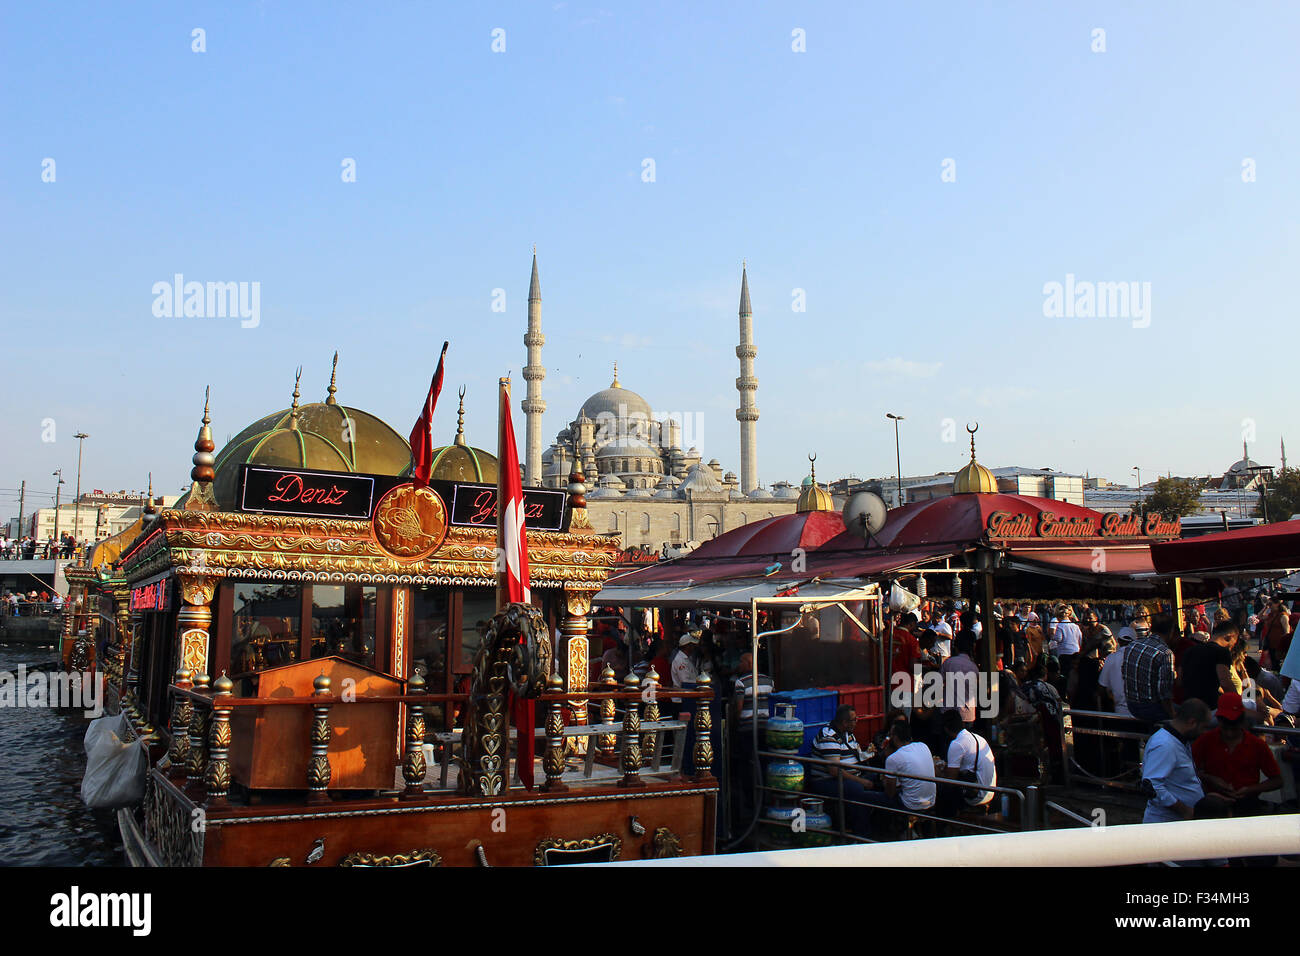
[1150,521,1300,575]
[1005,546,1158,580]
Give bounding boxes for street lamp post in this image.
[1132,466,1142,514]
[73,432,89,552]
[51,469,65,558]
[886,413,905,506]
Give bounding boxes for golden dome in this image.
[204,368,413,510]
[952,423,997,494]
[796,454,835,513]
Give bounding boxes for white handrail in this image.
[602,814,1300,867]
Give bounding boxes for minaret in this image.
[735,261,759,493]
[522,248,546,486]
[1282,436,1287,472]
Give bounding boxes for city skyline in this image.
[3,2,1298,514]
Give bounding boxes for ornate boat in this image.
[76,370,716,866]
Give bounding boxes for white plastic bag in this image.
[81,713,147,808]
[889,582,920,614]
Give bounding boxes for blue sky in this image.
[2,1,1298,514]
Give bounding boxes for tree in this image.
[1261,467,1300,523]
[1132,477,1202,522]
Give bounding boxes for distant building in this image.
[906,466,1085,506]
[7,492,179,542]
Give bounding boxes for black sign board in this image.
[237,465,567,530]
[239,465,386,519]
[448,483,567,532]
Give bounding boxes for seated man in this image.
[882,718,937,816]
[808,705,887,838]
[1141,699,1229,822]
[1191,692,1282,817]
[937,708,997,816]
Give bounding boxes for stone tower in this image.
[522,248,546,486]
[735,262,759,493]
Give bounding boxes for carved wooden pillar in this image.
[167,669,193,780]
[176,574,217,680]
[402,671,427,799]
[598,664,617,758]
[186,673,210,794]
[542,673,568,792]
[113,586,131,692]
[618,673,644,788]
[308,673,333,803]
[562,590,592,755]
[205,674,233,807]
[641,665,661,769]
[124,609,144,718]
[692,672,714,781]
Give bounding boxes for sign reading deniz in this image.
[237,465,566,531]
[240,465,378,519]
[986,510,1180,540]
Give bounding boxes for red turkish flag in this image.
[496,378,536,787]
[408,342,449,488]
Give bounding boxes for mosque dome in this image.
[680,462,724,494]
[747,485,773,500]
[206,366,412,510]
[952,425,997,494]
[772,482,799,499]
[795,457,834,513]
[579,364,653,425]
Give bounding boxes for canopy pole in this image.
[980,570,998,674]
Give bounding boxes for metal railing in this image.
[754,749,1038,845]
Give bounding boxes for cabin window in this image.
[410,586,450,727]
[460,590,498,672]
[230,582,303,680]
[310,585,378,668]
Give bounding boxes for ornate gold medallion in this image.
[372,484,449,562]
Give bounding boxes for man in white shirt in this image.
[938,709,996,813]
[883,720,937,812]
[927,608,953,662]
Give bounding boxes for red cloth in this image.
[888,626,921,680]
[1192,729,1281,791]
[496,379,534,787]
[408,342,448,488]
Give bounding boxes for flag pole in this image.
[496,376,510,610]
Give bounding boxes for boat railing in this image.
[755,748,1039,844]
[157,668,715,808]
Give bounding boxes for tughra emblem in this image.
[372,484,449,562]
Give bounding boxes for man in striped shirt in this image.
[808,705,888,838]
[730,652,772,824]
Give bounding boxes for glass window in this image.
[230,582,302,679]
[311,585,377,668]
[411,586,449,688]
[461,590,497,672]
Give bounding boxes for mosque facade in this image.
[517,254,827,552]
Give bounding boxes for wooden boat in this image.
[83,373,716,866]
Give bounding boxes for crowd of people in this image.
[1,588,64,616]
[0,533,84,560]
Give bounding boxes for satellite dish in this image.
[843,491,888,540]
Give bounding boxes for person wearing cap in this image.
[671,629,701,691]
[1140,699,1220,823]
[1191,693,1282,817]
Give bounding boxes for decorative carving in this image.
[565,591,593,617]
[641,666,660,768]
[144,774,205,867]
[692,672,714,781]
[598,665,618,758]
[180,575,217,606]
[372,484,449,561]
[619,674,643,788]
[542,673,567,792]
[458,603,552,797]
[339,848,442,867]
[402,671,427,797]
[186,675,209,792]
[648,826,684,859]
[268,858,292,867]
[533,833,622,867]
[308,673,333,800]
[205,675,233,804]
